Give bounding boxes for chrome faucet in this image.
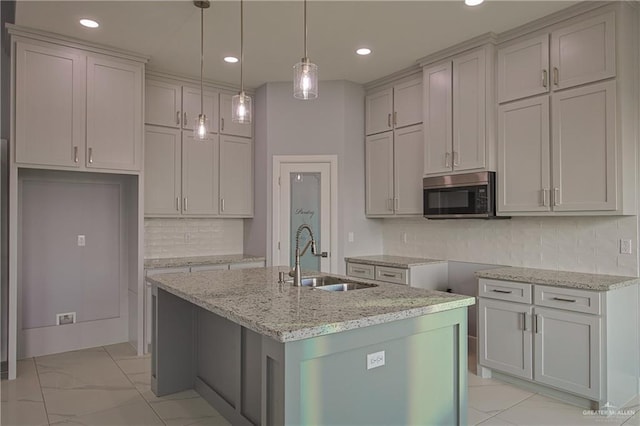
[290,224,327,286]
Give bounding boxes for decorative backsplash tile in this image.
[382,216,638,277]
[144,218,244,259]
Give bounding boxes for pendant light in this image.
[232,0,252,123]
[293,0,318,100]
[194,0,210,140]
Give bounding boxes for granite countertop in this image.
[344,255,446,268]
[476,267,640,291]
[144,254,265,269]
[146,266,474,343]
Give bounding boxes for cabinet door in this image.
[393,78,422,128]
[182,87,219,134]
[86,56,143,171]
[219,135,253,216]
[145,80,181,128]
[365,132,394,216]
[533,307,601,400]
[550,11,615,90]
[423,61,452,175]
[182,133,219,215]
[365,88,393,136]
[498,96,551,213]
[144,126,181,216]
[498,34,550,103]
[219,93,252,138]
[394,124,423,215]
[15,42,85,167]
[453,48,485,172]
[551,81,616,211]
[478,298,533,380]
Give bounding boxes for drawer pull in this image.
[492,289,512,294]
[352,269,367,274]
[381,273,398,278]
[552,297,576,303]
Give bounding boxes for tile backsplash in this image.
[383,216,639,277]
[144,218,244,259]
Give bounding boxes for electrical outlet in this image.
[56,312,76,325]
[620,239,633,255]
[77,235,85,247]
[348,232,354,243]
[367,350,385,370]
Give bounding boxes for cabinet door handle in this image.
[382,273,398,278]
[352,269,367,274]
[541,189,547,207]
[492,289,512,294]
[534,314,540,334]
[221,198,225,212]
[183,112,187,127]
[553,67,559,86]
[183,197,188,211]
[176,111,181,125]
[521,312,527,331]
[221,117,225,131]
[553,188,560,206]
[542,69,548,88]
[552,297,576,303]
[387,113,391,128]
[88,147,93,164]
[393,112,397,126]
[176,197,181,211]
[394,197,398,210]
[73,146,79,163]
[453,151,459,167]
[445,152,451,168]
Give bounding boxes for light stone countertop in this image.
[144,254,266,269]
[475,267,640,291]
[344,255,446,268]
[146,266,475,343]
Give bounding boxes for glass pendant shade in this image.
[293,58,318,100]
[232,92,252,124]
[194,113,209,140]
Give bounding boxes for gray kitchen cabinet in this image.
[423,45,495,176]
[365,124,423,217]
[144,126,181,215]
[219,93,252,138]
[219,135,253,216]
[145,78,219,134]
[497,34,549,104]
[14,39,144,172]
[365,77,422,136]
[182,133,219,216]
[478,278,638,409]
[346,260,448,291]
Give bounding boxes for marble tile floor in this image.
[2,344,638,426]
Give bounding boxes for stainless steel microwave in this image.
[423,171,499,219]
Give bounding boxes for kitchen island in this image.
[146,266,475,426]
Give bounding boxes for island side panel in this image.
[280,308,468,426]
[151,287,196,396]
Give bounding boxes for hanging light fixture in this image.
[232,0,252,123]
[194,0,210,140]
[293,0,318,100]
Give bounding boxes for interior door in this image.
[277,163,331,273]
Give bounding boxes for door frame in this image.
[272,155,338,273]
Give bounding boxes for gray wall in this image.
[244,80,383,273]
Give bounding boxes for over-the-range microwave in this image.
[423,171,504,219]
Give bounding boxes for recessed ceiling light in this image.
[356,48,372,56]
[79,18,99,28]
[465,0,484,6]
[224,56,239,63]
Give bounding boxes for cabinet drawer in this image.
[479,279,532,303]
[534,285,601,315]
[346,263,375,280]
[376,266,408,285]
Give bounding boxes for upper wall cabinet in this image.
[423,45,495,176]
[365,77,422,136]
[145,79,219,133]
[498,11,615,104]
[14,39,145,172]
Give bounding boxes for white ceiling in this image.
[16,0,578,89]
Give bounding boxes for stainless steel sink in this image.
[287,275,377,291]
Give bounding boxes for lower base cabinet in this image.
[478,278,638,409]
[346,261,448,290]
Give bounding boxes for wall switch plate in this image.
[620,239,633,255]
[56,312,76,325]
[77,235,85,246]
[348,232,354,243]
[367,350,385,370]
